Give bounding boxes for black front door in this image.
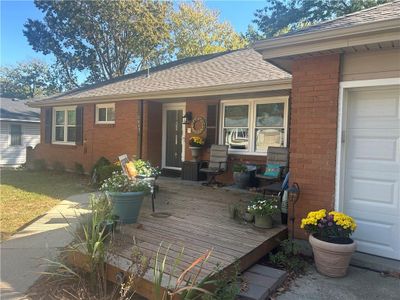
[165,109,183,168]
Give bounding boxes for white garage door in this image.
[343,86,400,260]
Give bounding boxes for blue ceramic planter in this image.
[106,191,145,224]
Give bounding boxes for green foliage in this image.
[248,195,280,216]
[153,243,215,299]
[32,159,47,171]
[252,0,391,38]
[232,164,247,173]
[100,171,151,193]
[269,239,307,274]
[24,0,172,84]
[96,164,122,184]
[133,159,160,177]
[74,162,85,175]
[0,60,67,99]
[91,157,111,176]
[170,1,247,59]
[52,161,65,173]
[204,263,241,300]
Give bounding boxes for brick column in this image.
[289,54,340,238]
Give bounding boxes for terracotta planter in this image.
[189,146,202,162]
[254,214,273,229]
[309,234,356,277]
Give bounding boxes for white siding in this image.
[0,121,40,166]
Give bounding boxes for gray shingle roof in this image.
[31,48,291,105]
[284,0,400,37]
[0,98,40,122]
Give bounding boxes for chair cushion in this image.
[263,163,281,178]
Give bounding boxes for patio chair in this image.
[256,146,289,187]
[200,144,228,186]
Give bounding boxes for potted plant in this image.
[248,195,280,229]
[233,164,249,189]
[100,171,151,224]
[132,159,160,178]
[301,209,357,277]
[188,136,204,162]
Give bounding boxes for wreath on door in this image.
[191,116,206,135]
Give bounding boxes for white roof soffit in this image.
[254,19,400,60]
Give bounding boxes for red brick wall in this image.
[290,54,340,238]
[34,100,138,173]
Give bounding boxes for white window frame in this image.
[95,103,115,124]
[52,106,77,145]
[219,97,289,155]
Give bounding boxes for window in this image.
[96,103,115,124]
[220,98,288,154]
[10,124,22,146]
[53,106,76,144]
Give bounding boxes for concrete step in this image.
[237,264,287,300]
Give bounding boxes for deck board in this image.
[71,177,287,299]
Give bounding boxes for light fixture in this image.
[182,112,192,124]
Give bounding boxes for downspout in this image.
[137,100,143,159]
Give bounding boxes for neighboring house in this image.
[0,98,40,166]
[254,1,400,260]
[29,2,399,260]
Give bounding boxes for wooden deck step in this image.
[238,264,287,300]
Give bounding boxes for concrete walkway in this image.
[0,193,92,300]
[277,266,400,300]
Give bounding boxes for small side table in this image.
[181,161,207,181]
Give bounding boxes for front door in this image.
[342,86,400,260]
[162,103,185,169]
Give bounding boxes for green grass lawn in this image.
[0,169,93,240]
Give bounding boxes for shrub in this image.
[90,156,111,178]
[269,239,307,274]
[32,159,47,171]
[74,162,85,175]
[52,161,65,173]
[96,164,122,184]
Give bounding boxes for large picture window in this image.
[96,103,115,124]
[53,106,76,144]
[221,98,288,154]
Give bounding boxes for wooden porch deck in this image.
[71,177,287,299]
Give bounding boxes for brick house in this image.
[30,2,399,260]
[29,49,292,179]
[254,1,400,260]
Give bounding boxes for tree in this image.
[169,1,247,59]
[252,0,391,38]
[0,60,67,99]
[24,0,171,84]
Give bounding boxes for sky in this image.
[0,0,266,67]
